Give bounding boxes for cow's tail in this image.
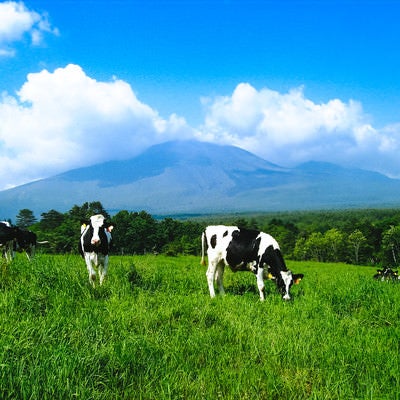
[200,230,207,266]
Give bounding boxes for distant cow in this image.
[201,225,303,301]
[79,214,114,287]
[0,221,18,261]
[373,267,399,282]
[1,222,46,261]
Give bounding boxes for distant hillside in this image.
[1,139,400,220]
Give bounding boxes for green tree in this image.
[324,228,345,262]
[112,210,134,255]
[304,232,328,262]
[263,218,299,256]
[234,218,250,228]
[112,210,157,255]
[348,229,367,265]
[158,218,181,244]
[382,225,400,265]
[16,209,37,228]
[40,210,65,230]
[293,236,308,261]
[69,201,110,222]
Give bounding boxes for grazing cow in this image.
[0,221,18,261]
[79,214,114,287]
[373,267,399,282]
[201,225,303,301]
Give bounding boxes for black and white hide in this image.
[0,221,17,261]
[201,225,303,301]
[79,214,114,287]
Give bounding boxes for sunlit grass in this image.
[0,254,399,399]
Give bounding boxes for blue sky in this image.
[1,0,400,190]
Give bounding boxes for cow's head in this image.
[374,267,399,281]
[81,214,114,247]
[275,271,304,300]
[89,214,106,245]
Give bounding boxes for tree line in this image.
[10,202,400,266]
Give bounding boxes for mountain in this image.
[1,139,400,219]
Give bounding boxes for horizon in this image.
[2,139,400,223]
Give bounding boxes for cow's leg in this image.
[84,252,97,287]
[30,245,36,259]
[215,263,225,296]
[4,246,10,262]
[5,243,14,262]
[280,271,292,300]
[4,241,14,261]
[206,260,218,298]
[98,254,109,286]
[256,267,266,301]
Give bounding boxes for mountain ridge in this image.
[1,140,400,219]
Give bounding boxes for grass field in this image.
[0,253,399,399]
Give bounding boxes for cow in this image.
[0,221,18,261]
[201,225,303,301]
[79,214,114,287]
[1,222,48,261]
[373,267,399,282]
[15,229,38,260]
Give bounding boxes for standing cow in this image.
[1,222,47,261]
[201,225,303,301]
[0,221,17,261]
[79,214,114,287]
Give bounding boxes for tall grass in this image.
[0,254,399,399]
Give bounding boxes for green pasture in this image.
[0,254,399,399]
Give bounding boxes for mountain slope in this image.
[58,140,286,187]
[1,140,400,219]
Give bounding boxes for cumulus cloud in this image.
[0,64,194,189]
[2,67,400,191]
[0,1,58,56]
[197,83,400,177]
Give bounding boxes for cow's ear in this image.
[293,273,304,284]
[80,219,89,226]
[107,225,114,233]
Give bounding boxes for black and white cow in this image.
[373,267,399,282]
[1,223,47,261]
[0,221,17,261]
[79,214,114,287]
[201,225,303,301]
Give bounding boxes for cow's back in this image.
[205,225,237,254]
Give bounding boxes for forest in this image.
[9,201,400,266]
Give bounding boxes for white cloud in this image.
[0,1,58,56]
[197,83,400,178]
[0,64,194,189]
[2,68,400,191]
